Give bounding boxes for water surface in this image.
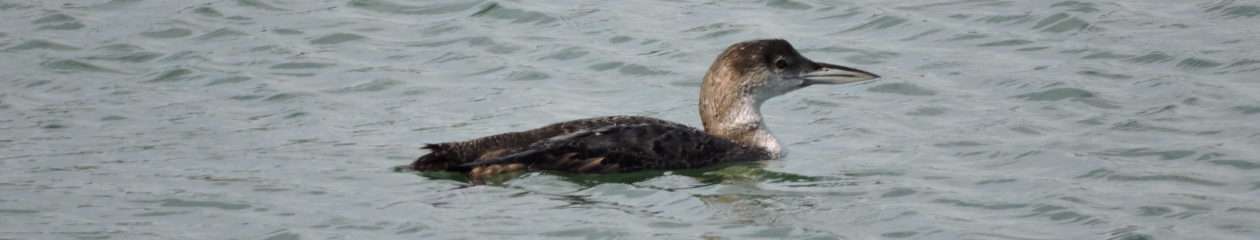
[2,0,1259,239]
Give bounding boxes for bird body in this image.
[411,39,880,184]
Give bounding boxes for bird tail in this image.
[410,144,464,171]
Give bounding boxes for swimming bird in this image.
[411,39,880,184]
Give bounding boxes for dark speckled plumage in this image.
[411,39,880,184]
[412,116,771,182]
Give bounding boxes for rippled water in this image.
[3,0,1259,239]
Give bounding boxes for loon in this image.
[411,39,880,184]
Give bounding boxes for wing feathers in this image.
[411,116,772,182]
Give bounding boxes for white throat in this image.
[718,97,785,158]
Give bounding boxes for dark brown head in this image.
[699,39,880,132]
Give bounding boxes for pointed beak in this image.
[801,62,880,85]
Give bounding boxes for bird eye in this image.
[774,59,787,70]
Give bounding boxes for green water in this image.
[2,0,1258,239]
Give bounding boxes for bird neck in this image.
[700,77,785,159]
